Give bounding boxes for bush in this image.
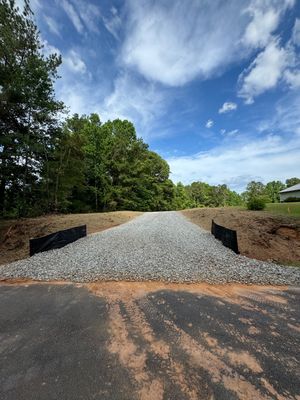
[247,197,267,210]
[283,197,300,203]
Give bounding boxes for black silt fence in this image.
[29,225,87,256]
[211,220,239,254]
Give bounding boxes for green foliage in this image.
[265,181,285,203]
[266,202,300,217]
[172,182,191,210]
[43,121,85,212]
[242,181,265,202]
[286,177,300,188]
[283,197,300,203]
[226,190,244,206]
[242,178,300,207]
[246,197,267,210]
[45,115,176,213]
[185,182,243,208]
[0,0,64,216]
[185,182,211,206]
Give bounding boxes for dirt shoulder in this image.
[182,208,300,265]
[0,211,142,265]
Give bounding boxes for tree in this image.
[286,177,300,188]
[184,181,242,208]
[265,181,284,203]
[0,0,63,216]
[247,197,266,211]
[131,151,174,211]
[104,119,147,210]
[43,120,85,212]
[226,190,243,206]
[172,182,190,210]
[243,181,265,201]
[185,182,211,206]
[52,116,177,212]
[210,184,229,207]
[104,119,177,211]
[81,114,111,211]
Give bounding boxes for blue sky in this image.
[19,0,300,192]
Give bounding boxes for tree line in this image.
[241,178,300,204]
[0,1,299,218]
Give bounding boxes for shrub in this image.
[247,197,267,210]
[283,197,300,203]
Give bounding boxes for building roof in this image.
[279,183,300,193]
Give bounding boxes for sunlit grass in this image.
[265,202,300,217]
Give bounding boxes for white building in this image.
[279,183,300,202]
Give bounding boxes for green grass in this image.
[265,202,300,217]
[275,260,300,268]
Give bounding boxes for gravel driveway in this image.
[1,211,299,284]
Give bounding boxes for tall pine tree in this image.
[0,0,63,216]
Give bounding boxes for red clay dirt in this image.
[0,211,142,265]
[182,208,300,265]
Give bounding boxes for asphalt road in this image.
[1,282,300,400]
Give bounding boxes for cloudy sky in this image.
[22,0,300,191]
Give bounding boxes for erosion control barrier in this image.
[29,225,87,256]
[211,220,239,254]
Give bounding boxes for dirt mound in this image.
[0,211,142,265]
[182,208,300,266]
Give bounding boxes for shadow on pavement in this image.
[0,282,299,399]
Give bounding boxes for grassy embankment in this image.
[233,202,300,217]
[265,202,300,217]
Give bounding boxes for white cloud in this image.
[44,15,61,36]
[122,1,245,86]
[167,133,300,191]
[58,0,102,34]
[218,102,237,114]
[284,69,300,89]
[64,50,87,74]
[41,39,61,57]
[242,8,278,48]
[60,87,87,114]
[111,6,118,16]
[272,92,300,136]
[242,0,294,48]
[205,119,214,129]
[15,0,24,9]
[73,0,102,34]
[103,8,122,39]
[56,79,98,116]
[239,21,300,103]
[101,73,167,137]
[15,0,41,13]
[55,67,168,140]
[227,129,239,137]
[238,40,288,103]
[61,0,84,33]
[292,18,300,46]
[121,0,294,86]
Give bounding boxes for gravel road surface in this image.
[1,211,299,284]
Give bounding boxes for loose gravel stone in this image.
[0,212,299,285]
